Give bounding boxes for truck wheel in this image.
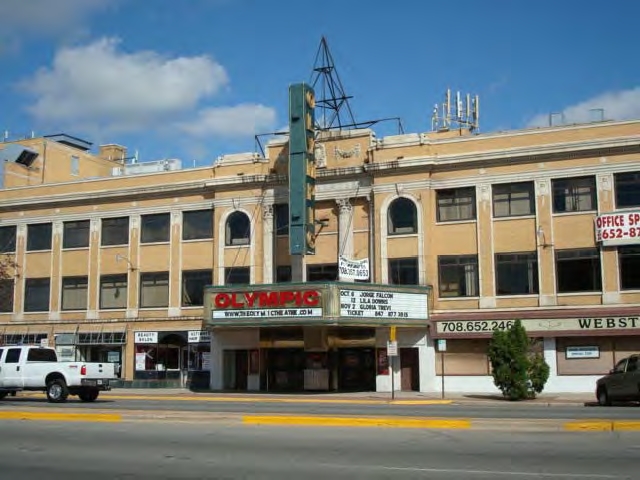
[46,378,69,403]
[78,389,99,402]
[597,387,611,407]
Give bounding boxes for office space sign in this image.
[339,256,370,281]
[595,211,640,246]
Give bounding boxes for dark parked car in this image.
[596,354,640,406]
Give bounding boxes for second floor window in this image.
[436,187,476,222]
[307,264,338,282]
[100,274,127,309]
[224,267,250,285]
[0,279,14,312]
[274,204,289,236]
[0,225,16,253]
[140,272,169,308]
[141,213,170,243]
[276,265,292,283]
[556,248,601,293]
[389,258,419,285]
[63,220,90,249]
[552,176,597,213]
[495,252,539,295]
[493,182,535,218]
[61,276,88,311]
[182,270,212,307]
[24,278,50,312]
[619,246,640,290]
[27,223,52,251]
[615,171,640,208]
[101,217,129,246]
[438,255,479,298]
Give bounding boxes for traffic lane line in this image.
[564,420,640,432]
[0,411,121,423]
[243,415,471,429]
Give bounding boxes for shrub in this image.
[487,319,550,400]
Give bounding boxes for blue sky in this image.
[1,0,640,166]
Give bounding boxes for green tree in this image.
[487,319,550,400]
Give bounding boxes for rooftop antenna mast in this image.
[309,36,357,131]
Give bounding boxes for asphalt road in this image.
[1,395,639,420]
[0,420,637,479]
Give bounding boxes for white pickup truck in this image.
[0,345,116,403]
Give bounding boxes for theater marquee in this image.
[205,283,430,327]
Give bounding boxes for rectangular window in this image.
[0,225,17,253]
[27,348,57,362]
[61,276,88,311]
[615,171,640,208]
[182,270,212,307]
[438,255,479,297]
[100,274,127,309]
[140,272,170,308]
[101,217,129,246]
[276,265,292,282]
[141,213,170,243]
[24,278,50,312]
[556,248,602,293]
[307,264,338,282]
[492,182,535,218]
[274,204,289,236]
[182,209,213,240]
[389,258,419,285]
[71,155,80,176]
[0,279,14,312]
[436,187,476,222]
[619,246,640,290]
[63,220,90,249]
[552,176,597,213]
[495,252,539,295]
[27,223,52,251]
[224,267,250,285]
[5,348,21,363]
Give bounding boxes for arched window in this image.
[388,197,417,235]
[225,211,250,246]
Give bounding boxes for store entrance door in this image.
[400,347,420,391]
[338,348,376,391]
[223,350,249,390]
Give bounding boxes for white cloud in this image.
[527,87,640,127]
[179,104,277,137]
[0,0,114,40]
[22,37,229,133]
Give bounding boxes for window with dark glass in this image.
[619,246,640,290]
[495,252,539,295]
[63,220,90,249]
[100,274,127,309]
[141,213,170,243]
[182,209,213,240]
[436,187,476,222]
[101,217,129,246]
[61,276,88,310]
[552,177,597,213]
[615,171,640,208]
[182,270,212,306]
[274,204,289,236]
[438,255,479,297]
[24,278,50,312]
[225,211,250,246]
[388,257,419,285]
[140,272,169,308]
[556,248,601,293]
[388,197,417,234]
[0,279,14,312]
[307,264,338,281]
[27,223,52,251]
[493,182,535,217]
[276,265,292,282]
[27,348,57,362]
[224,267,250,285]
[0,225,17,253]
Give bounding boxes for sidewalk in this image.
[104,387,596,406]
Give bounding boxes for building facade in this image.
[0,119,639,393]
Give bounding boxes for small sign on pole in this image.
[436,339,447,352]
[387,341,398,356]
